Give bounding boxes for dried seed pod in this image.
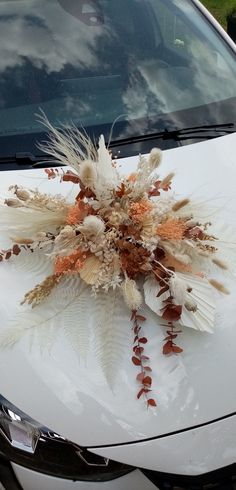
[11,237,34,245]
[15,189,30,201]
[185,300,198,312]
[4,198,22,208]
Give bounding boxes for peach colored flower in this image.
[54,249,87,275]
[129,200,153,222]
[157,219,187,240]
[127,173,137,183]
[66,201,90,225]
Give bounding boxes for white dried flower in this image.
[121,278,142,310]
[108,210,126,227]
[78,215,105,238]
[94,135,119,198]
[79,159,97,189]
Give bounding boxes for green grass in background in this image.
[202,0,236,28]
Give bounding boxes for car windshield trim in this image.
[109,122,235,148]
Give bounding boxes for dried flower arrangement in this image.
[0,115,231,407]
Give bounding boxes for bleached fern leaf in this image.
[36,324,58,355]
[49,275,87,309]
[11,250,53,277]
[47,275,91,359]
[93,288,131,388]
[0,274,92,358]
[62,292,91,361]
[0,310,50,349]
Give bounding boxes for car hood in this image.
[0,134,236,448]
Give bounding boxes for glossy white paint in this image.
[12,466,157,490]
[0,134,236,451]
[90,414,236,475]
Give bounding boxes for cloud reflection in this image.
[0,1,109,74]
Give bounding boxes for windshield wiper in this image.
[109,122,235,148]
[0,122,234,167]
[0,152,58,167]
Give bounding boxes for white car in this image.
[0,0,235,489]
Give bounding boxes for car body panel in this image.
[89,414,236,475]
[0,134,235,449]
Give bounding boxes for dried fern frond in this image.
[93,289,131,388]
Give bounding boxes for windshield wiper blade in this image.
[109,122,235,148]
[0,152,58,167]
[0,122,234,165]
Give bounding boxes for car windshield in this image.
[0,0,235,159]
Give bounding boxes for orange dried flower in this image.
[130,200,153,222]
[118,240,151,278]
[54,249,86,275]
[66,200,90,225]
[127,173,137,183]
[157,219,187,240]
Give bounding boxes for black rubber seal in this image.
[0,457,23,490]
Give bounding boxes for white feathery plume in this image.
[0,201,68,237]
[94,135,119,197]
[37,111,97,174]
